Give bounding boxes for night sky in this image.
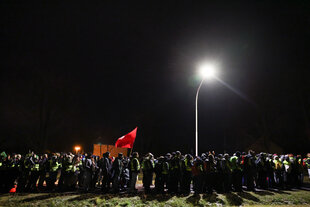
[1,1,310,155]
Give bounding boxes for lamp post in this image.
[195,63,217,157]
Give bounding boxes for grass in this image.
[0,189,310,207]
[1,176,309,206]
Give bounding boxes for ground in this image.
[1,176,310,206]
[1,186,310,207]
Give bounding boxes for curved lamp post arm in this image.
[195,78,205,157]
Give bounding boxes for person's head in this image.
[86,153,92,159]
[118,153,123,159]
[248,150,255,156]
[260,152,266,158]
[185,154,192,160]
[132,152,139,158]
[103,152,110,158]
[235,151,241,157]
[158,156,165,161]
[208,153,214,161]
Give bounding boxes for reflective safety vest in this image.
[130,158,140,172]
[50,160,59,172]
[230,156,241,171]
[304,158,310,169]
[162,162,169,175]
[171,158,180,170]
[196,162,204,173]
[65,164,73,172]
[283,160,291,173]
[31,163,40,171]
[184,159,192,172]
[76,160,83,171]
[273,160,282,171]
[142,159,154,171]
[24,159,30,169]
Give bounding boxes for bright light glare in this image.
[198,63,217,79]
[74,146,81,151]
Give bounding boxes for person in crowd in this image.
[100,152,112,193]
[0,149,309,195]
[303,153,310,179]
[192,156,204,195]
[129,152,140,193]
[141,153,154,193]
[169,151,182,194]
[112,153,124,193]
[230,151,243,192]
[243,150,256,191]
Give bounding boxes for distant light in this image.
[74,146,81,153]
[198,63,217,79]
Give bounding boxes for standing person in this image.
[23,153,33,192]
[230,151,242,192]
[29,154,40,192]
[129,152,140,193]
[47,154,60,191]
[8,154,21,193]
[243,150,256,191]
[169,151,182,194]
[120,157,130,191]
[273,155,283,189]
[141,153,154,193]
[81,154,93,192]
[205,153,217,194]
[3,154,15,193]
[303,153,310,179]
[100,152,112,193]
[192,156,204,195]
[162,153,171,193]
[296,155,304,188]
[76,154,84,189]
[38,154,48,191]
[64,153,78,191]
[215,154,225,193]
[182,154,193,195]
[266,154,274,188]
[256,153,268,189]
[70,155,82,190]
[154,156,166,193]
[222,154,232,193]
[112,153,124,193]
[90,156,99,189]
[282,155,292,189]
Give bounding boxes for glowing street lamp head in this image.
[74,146,81,153]
[198,63,217,79]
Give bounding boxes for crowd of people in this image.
[0,150,309,195]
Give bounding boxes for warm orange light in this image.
[74,146,81,153]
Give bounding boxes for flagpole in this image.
[129,139,135,157]
[129,127,137,157]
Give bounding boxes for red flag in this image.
[115,127,137,148]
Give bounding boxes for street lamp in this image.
[74,146,81,154]
[195,63,217,157]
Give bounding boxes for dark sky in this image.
[1,1,310,155]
